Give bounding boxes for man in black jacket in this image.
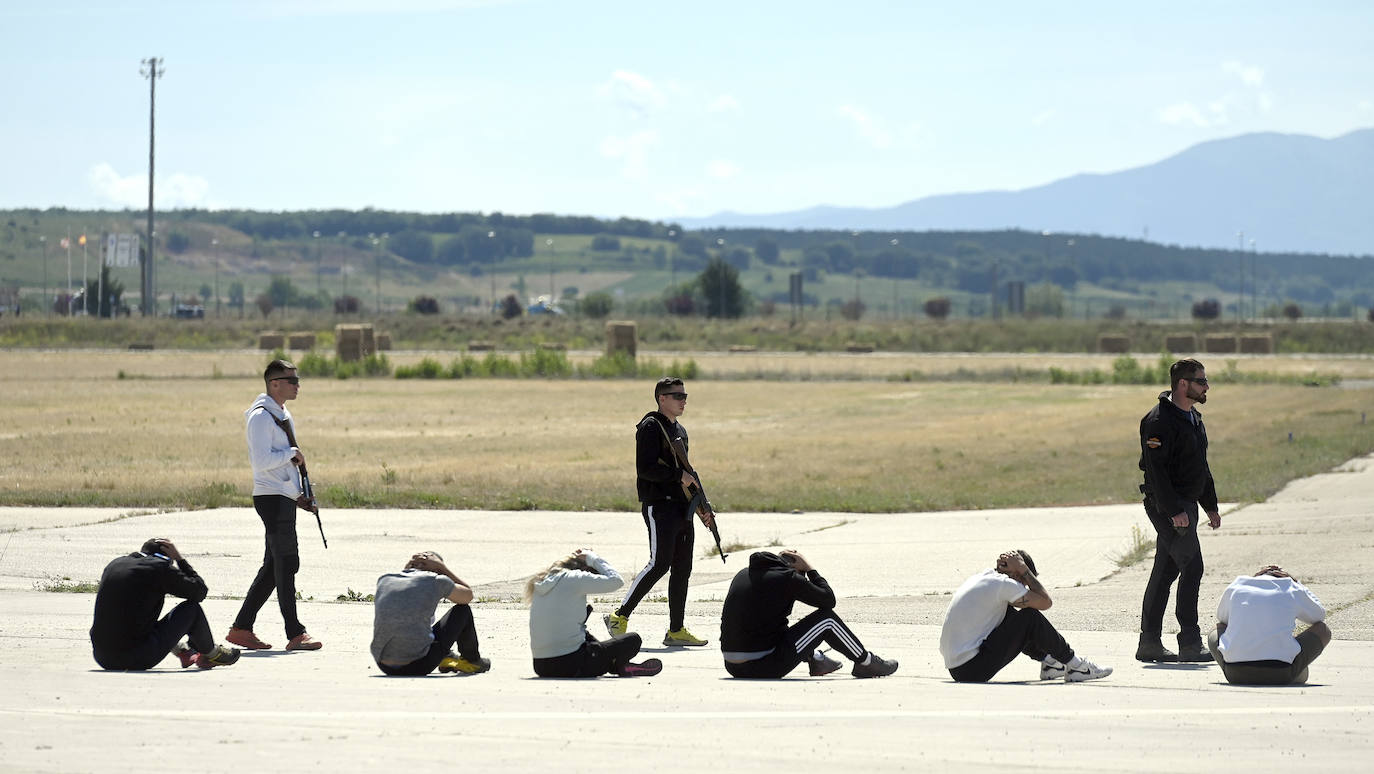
[90,538,240,670]
[1136,358,1222,663]
[719,550,897,679]
[605,377,715,647]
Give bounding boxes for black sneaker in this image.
[197,644,241,669]
[1135,638,1178,663]
[809,650,843,677]
[851,653,898,678]
[1176,642,1214,662]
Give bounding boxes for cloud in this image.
[707,94,739,113]
[837,104,893,149]
[1222,60,1265,87]
[599,130,659,179]
[705,160,739,179]
[88,163,210,207]
[598,70,665,118]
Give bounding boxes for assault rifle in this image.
[649,416,726,563]
[267,411,328,549]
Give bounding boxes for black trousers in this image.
[725,609,867,679]
[1208,627,1327,686]
[377,605,483,676]
[948,607,1075,683]
[1139,496,1204,641]
[93,600,214,671]
[617,501,694,630]
[233,495,305,639]
[533,632,644,678]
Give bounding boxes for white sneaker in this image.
[1065,658,1113,682]
[1040,659,1066,681]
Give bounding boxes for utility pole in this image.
[140,57,164,316]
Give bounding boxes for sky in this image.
[2,1,1372,223]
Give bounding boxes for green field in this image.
[3,350,1372,513]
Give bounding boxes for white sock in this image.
[1067,655,1085,669]
[1043,656,1063,667]
[860,652,873,666]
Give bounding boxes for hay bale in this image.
[258,332,285,350]
[605,320,637,358]
[1203,334,1237,353]
[127,343,154,351]
[468,340,495,352]
[1164,334,1197,353]
[844,343,874,353]
[376,333,392,351]
[335,323,375,362]
[287,332,316,350]
[728,345,757,353]
[1239,334,1273,354]
[1097,334,1131,353]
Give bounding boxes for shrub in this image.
[591,234,621,251]
[500,294,523,319]
[1191,298,1221,320]
[840,299,866,321]
[395,357,445,379]
[408,296,440,314]
[334,295,361,314]
[1282,302,1303,321]
[581,291,614,318]
[255,293,274,318]
[924,297,951,320]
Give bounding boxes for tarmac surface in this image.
[3,456,1374,772]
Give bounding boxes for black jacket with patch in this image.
[1138,391,1218,518]
[720,551,838,653]
[89,552,208,651]
[636,411,688,503]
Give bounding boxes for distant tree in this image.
[408,296,440,314]
[1048,265,1079,289]
[1026,283,1065,318]
[591,234,621,252]
[199,284,213,305]
[255,293,274,318]
[228,282,245,315]
[664,290,695,316]
[83,265,125,318]
[824,242,856,273]
[698,258,748,318]
[389,230,434,264]
[1367,308,1374,323]
[267,276,301,308]
[754,238,780,265]
[334,295,361,314]
[924,297,952,320]
[500,293,523,319]
[436,235,466,265]
[678,235,707,258]
[580,291,614,318]
[1282,302,1303,321]
[1105,304,1128,320]
[166,231,191,254]
[840,299,866,320]
[723,247,751,271]
[1191,298,1221,320]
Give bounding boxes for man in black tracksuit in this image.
[605,377,714,647]
[90,538,240,670]
[720,550,897,679]
[1137,358,1222,663]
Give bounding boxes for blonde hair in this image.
[522,552,587,603]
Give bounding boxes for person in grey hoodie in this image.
[226,359,321,652]
[1209,565,1330,685]
[526,549,662,678]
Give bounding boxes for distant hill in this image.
[679,129,1374,256]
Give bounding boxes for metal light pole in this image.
[546,238,555,299]
[1236,231,1245,321]
[40,235,49,316]
[313,230,322,295]
[140,57,164,316]
[889,238,899,319]
[715,237,726,317]
[667,228,677,291]
[212,238,220,317]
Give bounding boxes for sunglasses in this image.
[270,376,300,385]
[661,391,688,400]
[1186,377,1208,386]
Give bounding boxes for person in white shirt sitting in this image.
[1209,565,1331,685]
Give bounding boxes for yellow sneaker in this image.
[663,627,708,647]
[438,655,491,674]
[604,612,630,637]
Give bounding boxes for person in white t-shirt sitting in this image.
[1209,565,1330,685]
[940,549,1112,683]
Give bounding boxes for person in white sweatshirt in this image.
[226,359,322,652]
[526,549,661,678]
[1209,565,1331,685]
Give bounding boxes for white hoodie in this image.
[245,393,302,498]
[1216,575,1325,664]
[528,551,624,659]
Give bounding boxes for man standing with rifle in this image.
[226,359,323,653]
[605,377,717,647]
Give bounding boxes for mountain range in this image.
[677,129,1374,257]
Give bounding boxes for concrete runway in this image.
[3,456,1374,772]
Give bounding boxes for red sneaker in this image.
[226,628,272,650]
[285,632,323,651]
[172,643,199,669]
[617,658,663,677]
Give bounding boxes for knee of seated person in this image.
[1310,620,1333,646]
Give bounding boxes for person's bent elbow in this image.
[448,585,474,605]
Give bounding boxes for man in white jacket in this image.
[1210,565,1331,685]
[226,359,322,652]
[527,549,661,678]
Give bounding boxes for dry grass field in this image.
[3,350,1373,512]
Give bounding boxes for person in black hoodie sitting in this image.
[90,537,240,670]
[720,549,897,679]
